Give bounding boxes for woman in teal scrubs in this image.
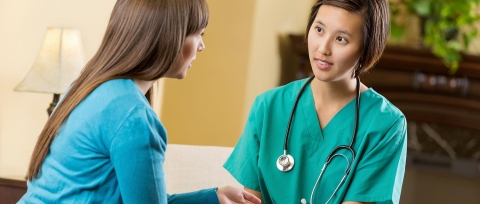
[224,0,406,203]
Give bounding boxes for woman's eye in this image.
[336,36,347,43]
[315,27,323,33]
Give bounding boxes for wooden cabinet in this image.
[0,177,27,204]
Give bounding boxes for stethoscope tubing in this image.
[283,76,315,152]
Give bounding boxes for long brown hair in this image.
[305,0,390,75]
[27,0,209,180]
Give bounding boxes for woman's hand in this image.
[216,186,261,204]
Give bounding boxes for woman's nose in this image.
[317,39,331,56]
[198,39,205,52]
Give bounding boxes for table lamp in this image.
[14,27,86,116]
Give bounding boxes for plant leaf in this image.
[411,1,432,16]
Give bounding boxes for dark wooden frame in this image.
[0,177,27,203]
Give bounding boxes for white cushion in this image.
[163,144,242,193]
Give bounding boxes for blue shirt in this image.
[224,78,407,204]
[19,79,219,204]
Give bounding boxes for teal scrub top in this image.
[224,78,407,204]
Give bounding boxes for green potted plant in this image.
[390,0,480,73]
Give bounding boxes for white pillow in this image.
[164,144,242,193]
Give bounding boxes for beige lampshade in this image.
[14,27,86,94]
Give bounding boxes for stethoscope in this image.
[276,75,361,204]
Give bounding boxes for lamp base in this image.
[47,94,60,116]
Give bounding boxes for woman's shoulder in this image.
[361,88,406,129]
[95,78,139,96]
[75,78,153,118]
[364,89,403,115]
[92,79,149,106]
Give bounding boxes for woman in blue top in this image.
[19,0,260,203]
[225,0,406,204]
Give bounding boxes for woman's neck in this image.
[134,79,155,95]
[310,77,365,108]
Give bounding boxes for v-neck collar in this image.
[299,83,371,141]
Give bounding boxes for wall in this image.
[243,0,313,122]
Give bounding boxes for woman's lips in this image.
[315,58,333,70]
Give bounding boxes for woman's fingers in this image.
[242,190,261,204]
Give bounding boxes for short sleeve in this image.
[224,98,262,191]
[344,116,407,204]
[110,106,168,204]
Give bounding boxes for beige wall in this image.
[243,0,313,121]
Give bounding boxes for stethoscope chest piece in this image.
[277,154,294,172]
